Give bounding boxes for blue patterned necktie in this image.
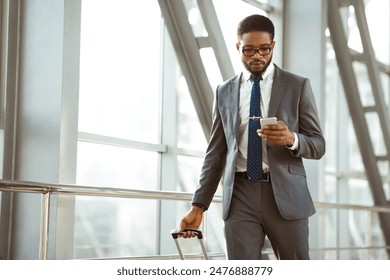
[247,75,263,180]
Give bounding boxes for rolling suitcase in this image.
[170,228,209,260]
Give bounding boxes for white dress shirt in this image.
[235,63,298,172]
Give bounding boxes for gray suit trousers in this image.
[224,175,310,260]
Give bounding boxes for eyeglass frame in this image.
[241,43,273,57]
[242,47,272,57]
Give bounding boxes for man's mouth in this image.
[249,60,264,66]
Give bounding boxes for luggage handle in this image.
[170,228,208,260]
[171,228,203,239]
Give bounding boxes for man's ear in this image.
[236,42,240,52]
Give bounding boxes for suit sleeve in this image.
[291,78,325,159]
[191,86,228,209]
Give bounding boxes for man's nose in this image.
[252,50,263,58]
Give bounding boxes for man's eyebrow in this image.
[243,44,272,48]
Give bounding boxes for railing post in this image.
[366,210,373,259]
[39,192,50,260]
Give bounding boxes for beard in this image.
[243,55,272,77]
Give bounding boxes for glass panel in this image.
[200,47,223,90]
[74,196,157,259]
[322,208,338,259]
[365,112,386,157]
[324,43,342,173]
[346,5,364,52]
[75,0,162,259]
[348,178,372,205]
[348,120,365,173]
[177,76,208,152]
[77,141,158,189]
[184,0,208,37]
[353,62,375,107]
[324,175,337,203]
[78,0,161,143]
[177,155,204,192]
[366,0,390,64]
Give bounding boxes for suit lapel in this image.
[268,65,287,118]
[228,74,242,141]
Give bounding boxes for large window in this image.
[78,0,161,143]
[323,0,390,259]
[75,0,163,258]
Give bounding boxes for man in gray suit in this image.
[178,14,325,260]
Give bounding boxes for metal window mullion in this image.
[353,1,390,156]
[197,0,235,81]
[78,132,167,153]
[158,0,213,141]
[157,22,179,256]
[0,0,22,260]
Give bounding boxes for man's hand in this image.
[257,120,295,146]
[178,205,204,238]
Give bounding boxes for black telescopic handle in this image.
[171,228,203,239]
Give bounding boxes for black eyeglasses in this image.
[242,47,272,57]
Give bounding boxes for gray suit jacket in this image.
[192,64,326,220]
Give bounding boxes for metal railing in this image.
[1,180,390,260]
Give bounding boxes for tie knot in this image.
[250,74,262,82]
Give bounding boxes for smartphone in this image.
[260,117,277,127]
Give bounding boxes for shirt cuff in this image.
[286,132,299,150]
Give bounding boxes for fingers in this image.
[177,208,204,238]
[178,219,194,238]
[178,229,197,239]
[178,219,197,238]
[257,121,292,145]
[178,217,187,232]
[257,122,283,138]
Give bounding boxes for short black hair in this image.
[237,14,275,41]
